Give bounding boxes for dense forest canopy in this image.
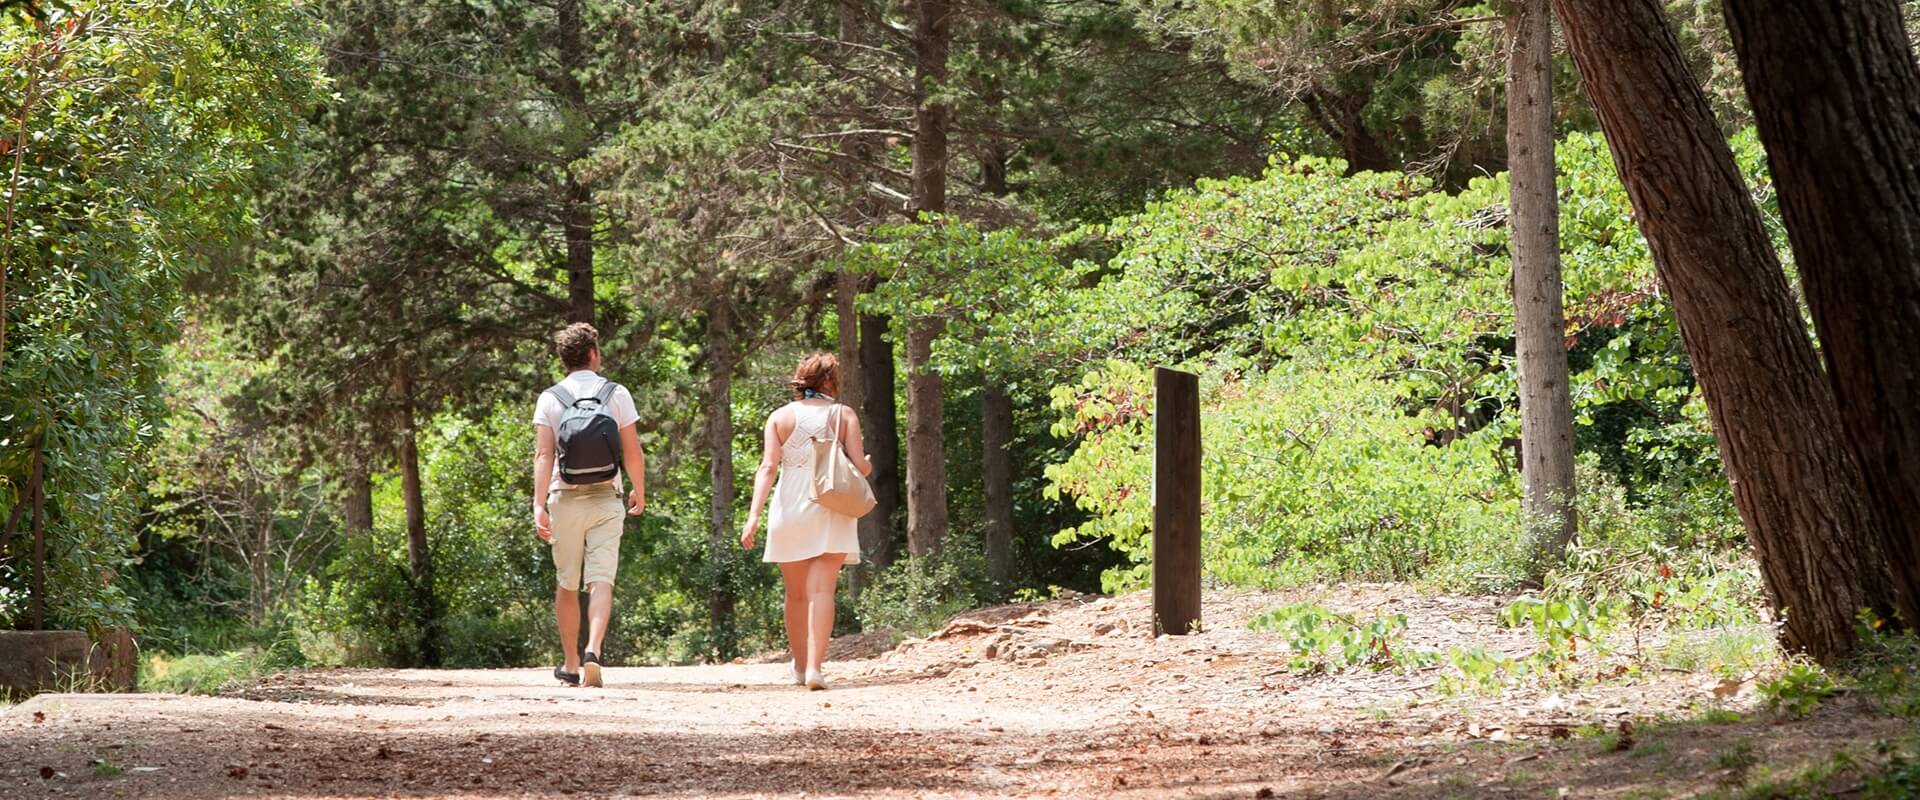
[5,0,1920,678]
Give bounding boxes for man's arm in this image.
[533,423,557,542]
[619,423,645,515]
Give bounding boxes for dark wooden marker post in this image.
[1153,367,1202,636]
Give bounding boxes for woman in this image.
[740,353,872,690]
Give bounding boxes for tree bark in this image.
[395,364,440,666]
[905,323,948,557]
[904,0,953,557]
[563,177,595,325]
[555,0,595,326]
[835,272,864,416]
[859,311,899,570]
[981,383,1014,590]
[1554,0,1899,661]
[705,298,739,659]
[343,466,374,536]
[1507,0,1579,578]
[251,519,271,624]
[1720,0,1920,625]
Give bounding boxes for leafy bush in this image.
[1545,461,1761,631]
[854,549,984,639]
[1249,602,1429,672]
[1045,131,1786,596]
[1758,662,1838,719]
[1047,358,1523,592]
[141,636,302,695]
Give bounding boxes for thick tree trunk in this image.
[904,0,953,557]
[563,177,595,325]
[705,299,738,659]
[904,323,948,557]
[1720,0,1920,625]
[835,273,864,415]
[1554,0,1899,661]
[1507,0,1579,578]
[859,311,899,570]
[555,0,595,326]
[395,365,440,666]
[981,384,1014,590]
[343,466,374,536]
[911,0,951,217]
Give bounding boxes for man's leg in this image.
[585,581,613,655]
[555,586,582,673]
[549,489,588,678]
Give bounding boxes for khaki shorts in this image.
[548,485,624,590]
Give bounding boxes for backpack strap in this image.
[546,384,577,408]
[593,380,620,406]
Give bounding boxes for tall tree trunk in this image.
[904,0,953,557]
[555,0,595,326]
[979,147,1016,590]
[563,177,595,325]
[343,466,374,536]
[395,364,440,666]
[981,384,1014,591]
[835,0,886,588]
[859,311,899,570]
[1720,0,1920,625]
[1554,0,1899,662]
[705,298,738,659]
[251,520,271,624]
[1507,0,1578,578]
[905,323,948,557]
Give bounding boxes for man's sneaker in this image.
[582,652,603,688]
[805,669,828,691]
[553,666,581,687]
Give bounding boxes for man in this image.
[533,323,645,687]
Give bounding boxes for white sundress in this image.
[763,402,862,565]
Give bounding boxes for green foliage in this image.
[140,637,300,695]
[0,1,323,631]
[1046,131,1786,598]
[854,550,985,639]
[1850,612,1920,718]
[1248,602,1429,672]
[1545,462,1760,632]
[1758,662,1838,719]
[1047,358,1523,593]
[1499,595,1622,660]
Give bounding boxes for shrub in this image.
[855,548,985,638]
[1047,358,1524,593]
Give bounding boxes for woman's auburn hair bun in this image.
[789,353,839,399]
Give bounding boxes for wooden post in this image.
[1153,367,1201,636]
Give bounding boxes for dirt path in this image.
[2,589,1908,798]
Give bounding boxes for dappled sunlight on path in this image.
[2,588,1907,798]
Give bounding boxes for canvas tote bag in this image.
[809,404,877,518]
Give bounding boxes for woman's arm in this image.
[740,412,783,548]
[838,405,874,477]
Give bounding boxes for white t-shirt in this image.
[534,370,640,493]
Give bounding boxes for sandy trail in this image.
[2,589,1906,798]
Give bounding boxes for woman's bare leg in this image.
[778,561,809,670]
[804,554,843,672]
